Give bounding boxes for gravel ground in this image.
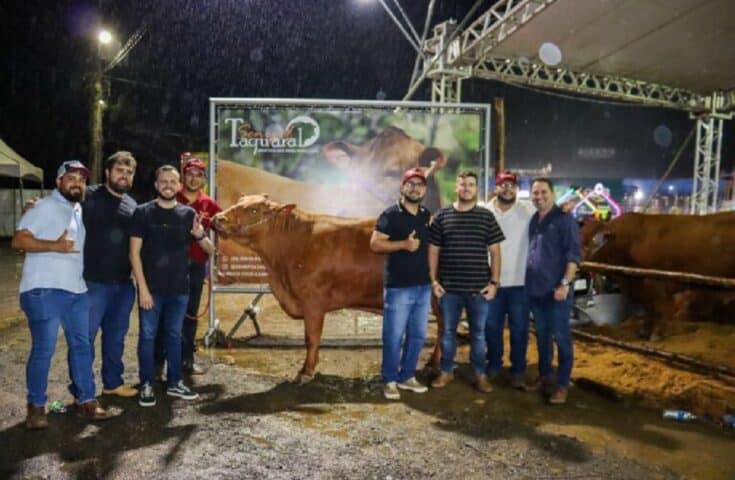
[0,311,682,480]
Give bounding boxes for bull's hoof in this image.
[648,332,662,342]
[295,372,315,385]
[421,363,440,379]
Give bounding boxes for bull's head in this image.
[212,194,296,238]
[579,217,615,261]
[322,127,446,180]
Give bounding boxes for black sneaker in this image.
[166,380,199,400]
[138,382,156,407]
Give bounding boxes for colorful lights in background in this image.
[557,183,622,220]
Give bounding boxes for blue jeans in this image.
[88,280,136,390]
[529,293,574,387]
[439,291,490,375]
[485,286,530,377]
[381,284,431,383]
[20,289,96,406]
[155,262,206,367]
[138,293,188,386]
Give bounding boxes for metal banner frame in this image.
[205,98,492,343]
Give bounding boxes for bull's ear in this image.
[323,141,356,169]
[418,147,446,170]
[278,204,296,216]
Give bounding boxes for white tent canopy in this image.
[0,138,43,183]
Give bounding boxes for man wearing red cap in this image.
[370,167,432,400]
[154,157,221,377]
[485,170,534,389]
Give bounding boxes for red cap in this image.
[183,157,206,175]
[401,167,426,185]
[495,170,518,185]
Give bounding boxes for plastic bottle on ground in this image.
[662,409,696,421]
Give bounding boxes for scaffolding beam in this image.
[471,56,708,111]
[446,0,557,65]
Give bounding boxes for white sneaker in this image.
[383,382,400,400]
[397,377,428,394]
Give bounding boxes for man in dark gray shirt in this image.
[83,151,139,398]
[429,171,504,393]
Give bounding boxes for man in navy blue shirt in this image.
[526,178,581,404]
[370,167,432,401]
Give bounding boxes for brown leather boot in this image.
[548,387,568,405]
[430,371,454,388]
[77,400,114,421]
[527,376,556,395]
[26,404,48,430]
[474,374,493,393]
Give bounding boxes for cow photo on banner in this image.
[209,99,491,288]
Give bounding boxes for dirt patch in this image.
[0,256,733,478]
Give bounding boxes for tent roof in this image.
[0,138,43,183]
[487,0,735,94]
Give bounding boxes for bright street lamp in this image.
[98,29,113,45]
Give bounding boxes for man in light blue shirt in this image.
[12,160,113,429]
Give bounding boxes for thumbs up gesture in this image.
[404,230,420,252]
[53,229,78,253]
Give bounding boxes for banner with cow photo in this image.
[210,98,491,288]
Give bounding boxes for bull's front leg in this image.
[296,310,325,384]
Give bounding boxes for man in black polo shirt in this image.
[429,170,504,392]
[83,151,139,398]
[370,167,432,401]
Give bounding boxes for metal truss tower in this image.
[397,0,735,213]
[690,115,724,214]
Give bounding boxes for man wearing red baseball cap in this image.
[370,167,432,400]
[485,170,534,390]
[154,156,221,377]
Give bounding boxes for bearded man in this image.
[12,160,113,429]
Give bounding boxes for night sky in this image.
[2,0,733,195]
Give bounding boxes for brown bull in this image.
[213,194,386,382]
[581,212,735,339]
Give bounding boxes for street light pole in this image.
[90,71,104,184]
[89,29,112,184]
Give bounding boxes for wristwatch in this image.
[559,278,571,287]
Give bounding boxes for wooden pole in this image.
[580,261,735,288]
[493,97,505,177]
[571,328,735,380]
